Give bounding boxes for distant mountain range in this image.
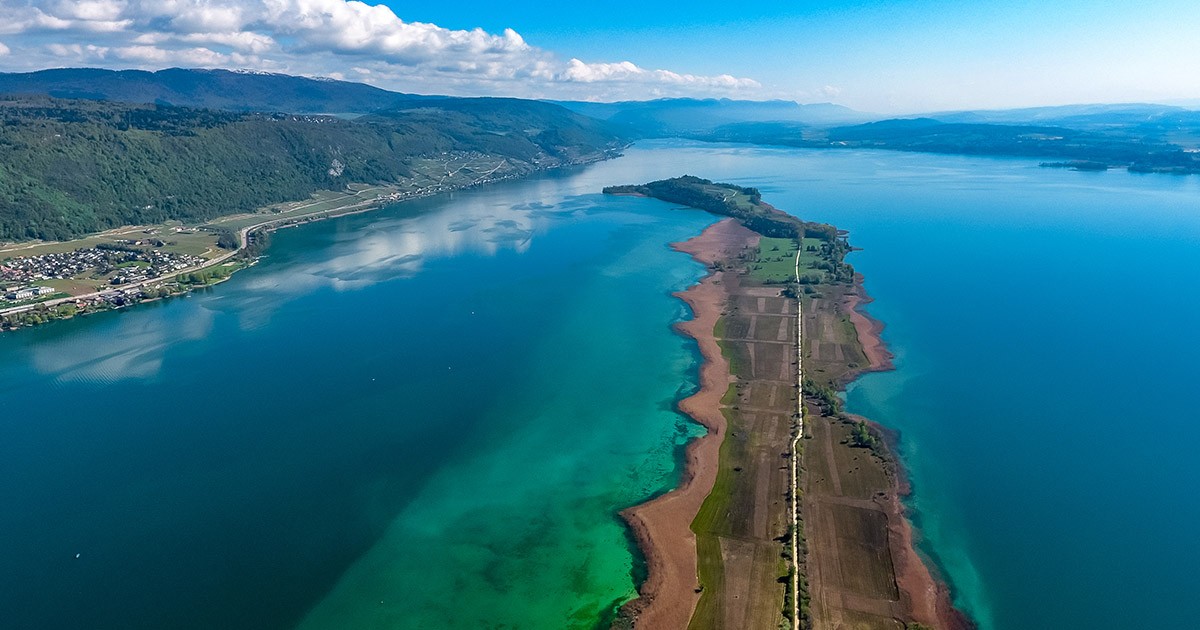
[0,67,435,114]
[696,115,1200,173]
[552,98,872,136]
[0,69,878,133]
[2,67,1195,135]
[921,103,1199,127]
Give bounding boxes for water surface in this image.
[0,161,715,629]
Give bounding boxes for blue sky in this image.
[395,0,1200,111]
[1,0,1197,112]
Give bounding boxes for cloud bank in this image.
[0,0,762,99]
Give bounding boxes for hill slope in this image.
[0,96,625,241]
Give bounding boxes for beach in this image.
[842,278,895,374]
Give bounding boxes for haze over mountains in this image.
[922,103,1200,142]
[4,67,1196,140]
[553,98,873,135]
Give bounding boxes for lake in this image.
[2,140,1197,629]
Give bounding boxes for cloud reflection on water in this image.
[267,195,547,286]
[226,189,577,331]
[30,303,215,384]
[25,192,556,383]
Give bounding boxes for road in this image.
[789,247,804,630]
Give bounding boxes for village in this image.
[0,242,207,306]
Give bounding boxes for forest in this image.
[0,96,624,241]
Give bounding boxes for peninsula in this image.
[607,176,971,629]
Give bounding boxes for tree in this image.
[850,421,877,449]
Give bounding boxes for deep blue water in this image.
[2,140,1198,629]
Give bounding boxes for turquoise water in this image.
[3,142,1199,629]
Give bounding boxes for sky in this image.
[0,0,1197,113]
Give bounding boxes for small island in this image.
[1039,160,1111,171]
[609,176,971,630]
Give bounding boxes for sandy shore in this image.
[845,276,974,630]
[618,218,757,629]
[843,274,895,373]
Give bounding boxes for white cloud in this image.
[52,0,127,22]
[178,31,276,54]
[47,43,109,60]
[0,42,9,56]
[0,0,762,99]
[561,57,758,87]
[112,44,237,66]
[560,59,760,91]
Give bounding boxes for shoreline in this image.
[617,218,756,628]
[843,275,974,630]
[842,275,896,375]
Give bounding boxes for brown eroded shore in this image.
[844,278,974,630]
[617,218,757,629]
[842,276,895,375]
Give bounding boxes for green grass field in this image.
[750,237,798,283]
[42,278,103,294]
[698,185,758,213]
[749,236,830,285]
[207,185,398,231]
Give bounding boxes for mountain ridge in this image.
[0,67,433,115]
